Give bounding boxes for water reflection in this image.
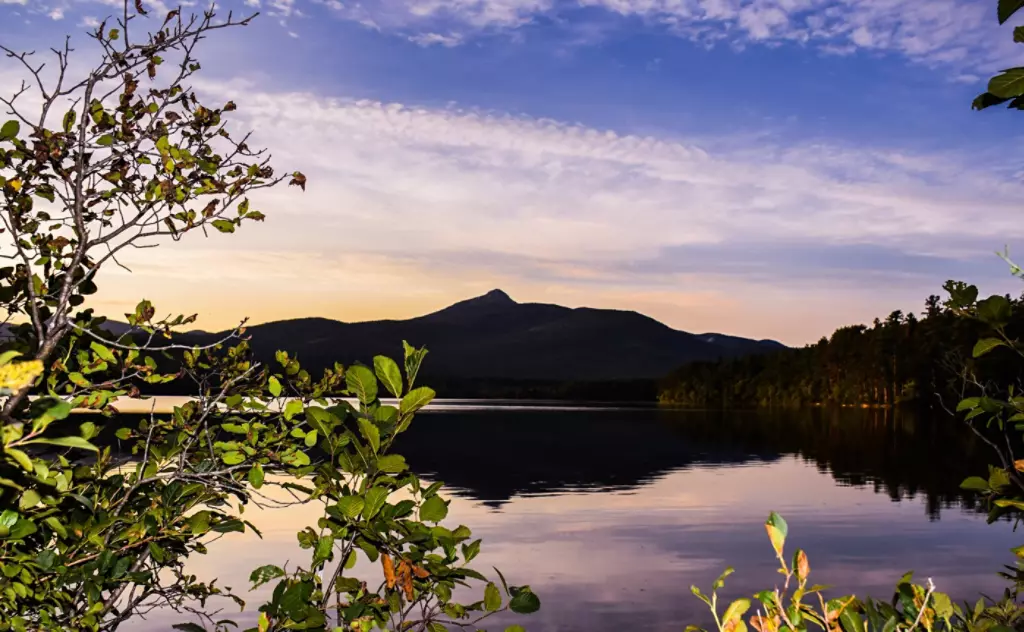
[129,405,1015,631]
[397,406,990,518]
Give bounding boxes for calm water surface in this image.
[138,403,1018,631]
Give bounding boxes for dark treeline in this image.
[659,290,1024,408]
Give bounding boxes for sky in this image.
[2,0,1024,345]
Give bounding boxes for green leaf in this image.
[0,511,17,529]
[990,467,1011,490]
[957,397,981,412]
[172,624,206,632]
[400,386,436,415]
[9,518,36,540]
[336,496,365,519]
[221,451,245,465]
[363,486,389,519]
[999,0,1024,23]
[724,598,751,623]
[35,548,55,571]
[346,365,378,404]
[403,341,428,388]
[62,109,76,133]
[493,566,511,596]
[89,341,117,362]
[978,294,1013,326]
[765,511,788,556]
[374,356,404,398]
[6,449,32,472]
[96,134,114,147]
[41,399,71,422]
[42,516,66,540]
[282,449,310,467]
[356,538,378,562]
[961,476,990,491]
[304,430,318,448]
[268,376,282,397]
[509,588,541,614]
[484,582,502,611]
[0,120,19,141]
[250,564,285,587]
[932,592,953,621]
[211,219,236,233]
[19,490,40,510]
[377,454,407,474]
[420,495,448,523]
[314,534,335,565]
[989,68,1024,99]
[462,539,482,562]
[190,511,211,534]
[358,418,380,453]
[283,399,303,420]
[974,337,1008,358]
[505,627,526,632]
[248,463,265,489]
[713,566,735,590]
[108,28,120,40]
[839,609,865,632]
[28,436,98,452]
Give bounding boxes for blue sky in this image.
[2,0,1024,344]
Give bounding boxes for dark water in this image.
[143,404,1020,631]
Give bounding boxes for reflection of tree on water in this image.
[394,407,990,518]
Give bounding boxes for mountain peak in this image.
[475,289,515,304]
[422,288,518,322]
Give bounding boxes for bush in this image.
[0,3,536,630]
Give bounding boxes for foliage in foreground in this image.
[0,3,536,630]
[690,512,1024,632]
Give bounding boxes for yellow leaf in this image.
[8,178,22,192]
[0,360,42,393]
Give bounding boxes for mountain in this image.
[184,289,785,382]
[1,291,784,383]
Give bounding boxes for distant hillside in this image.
[177,289,784,382]
[659,294,1021,409]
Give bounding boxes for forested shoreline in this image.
[659,285,1024,409]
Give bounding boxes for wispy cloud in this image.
[408,31,463,46]
[74,78,1013,341]
[325,0,1018,72]
[6,0,1017,74]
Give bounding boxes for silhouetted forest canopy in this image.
[659,283,1024,408]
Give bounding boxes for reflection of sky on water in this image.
[134,457,1019,632]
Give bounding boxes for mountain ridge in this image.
[0,290,786,383]
[186,289,785,381]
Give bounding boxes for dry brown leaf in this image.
[381,554,396,590]
[796,550,810,581]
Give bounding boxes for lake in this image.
[134,402,1019,632]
